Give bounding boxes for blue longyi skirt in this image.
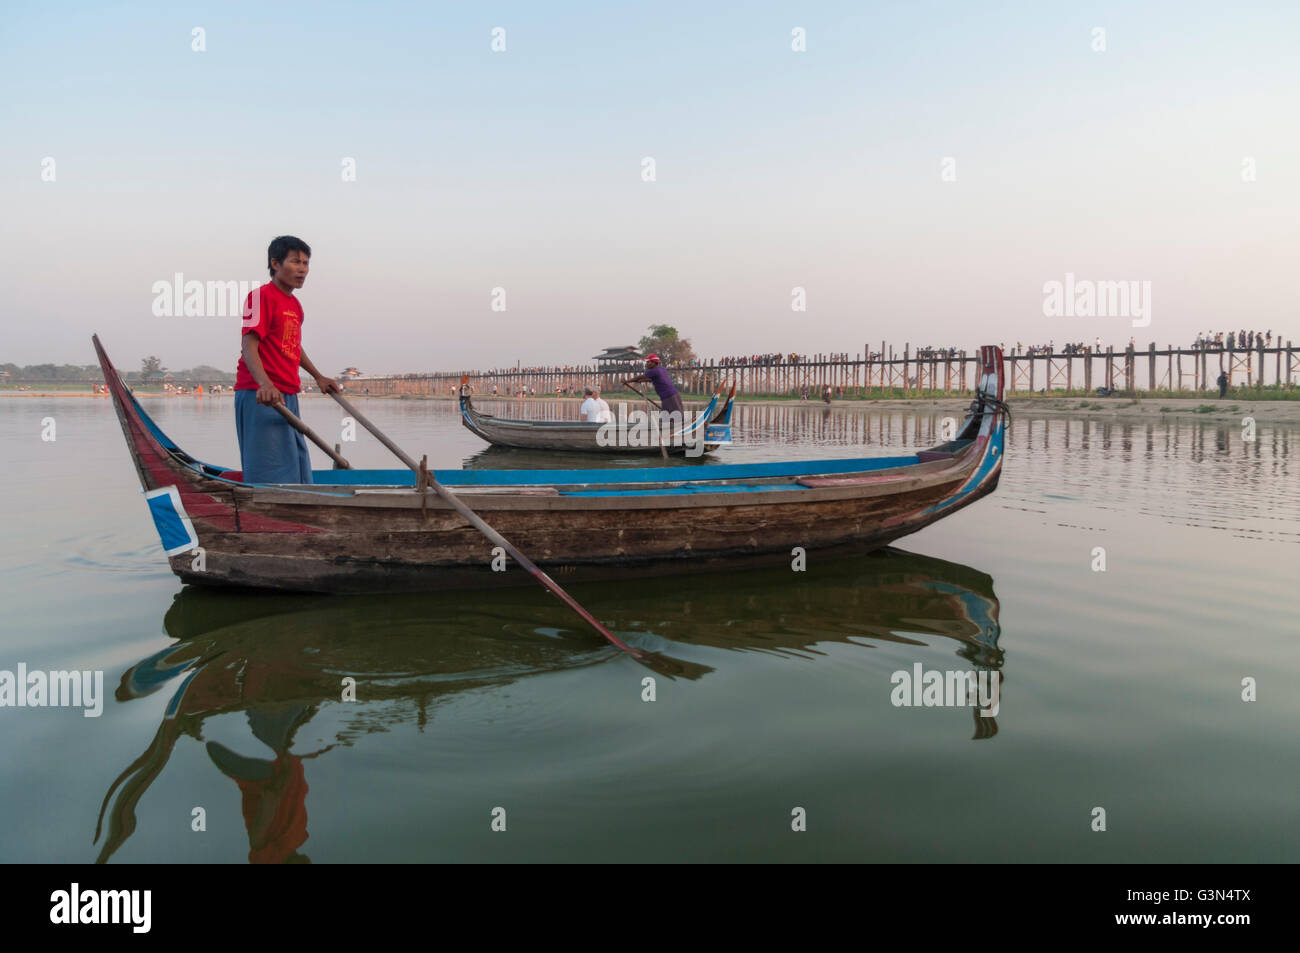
[234,389,313,484]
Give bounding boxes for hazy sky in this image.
[3,1,1297,375]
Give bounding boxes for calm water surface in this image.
[1,395,1296,862]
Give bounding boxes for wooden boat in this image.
[92,335,1008,594]
[458,383,736,453]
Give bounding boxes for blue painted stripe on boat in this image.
[559,483,805,498]
[440,456,916,486]
[128,391,181,451]
[313,469,417,486]
[309,455,918,487]
[921,420,1003,516]
[128,390,228,472]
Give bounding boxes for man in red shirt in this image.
[234,236,339,483]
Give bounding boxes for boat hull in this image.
[168,474,981,593]
[92,337,1006,594]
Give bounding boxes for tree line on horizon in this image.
[4,326,695,383]
[1,358,237,383]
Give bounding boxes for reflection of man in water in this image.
[206,704,316,863]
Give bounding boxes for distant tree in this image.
[179,364,236,383]
[637,325,696,365]
[141,356,166,380]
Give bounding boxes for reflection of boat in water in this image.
[93,592,622,864]
[94,547,1002,862]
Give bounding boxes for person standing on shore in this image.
[1217,370,1229,398]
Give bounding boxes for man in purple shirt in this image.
[625,353,684,420]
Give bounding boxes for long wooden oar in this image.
[273,402,352,468]
[624,381,662,410]
[624,383,669,459]
[326,390,647,661]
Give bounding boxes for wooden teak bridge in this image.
[347,341,1299,398]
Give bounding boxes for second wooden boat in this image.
[459,383,736,454]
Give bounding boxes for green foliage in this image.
[172,364,236,382]
[637,325,696,365]
[0,356,234,384]
[637,325,677,351]
[0,363,99,380]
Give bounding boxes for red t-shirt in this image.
[235,282,304,393]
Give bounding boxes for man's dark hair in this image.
[267,235,311,276]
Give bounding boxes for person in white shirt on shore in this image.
[580,386,612,423]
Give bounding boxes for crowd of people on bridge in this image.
[1009,337,1153,355]
[1193,330,1275,350]
[720,353,803,366]
[720,351,885,366]
[1011,332,1286,354]
[1011,340,1101,356]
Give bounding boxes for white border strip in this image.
[143,485,200,556]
